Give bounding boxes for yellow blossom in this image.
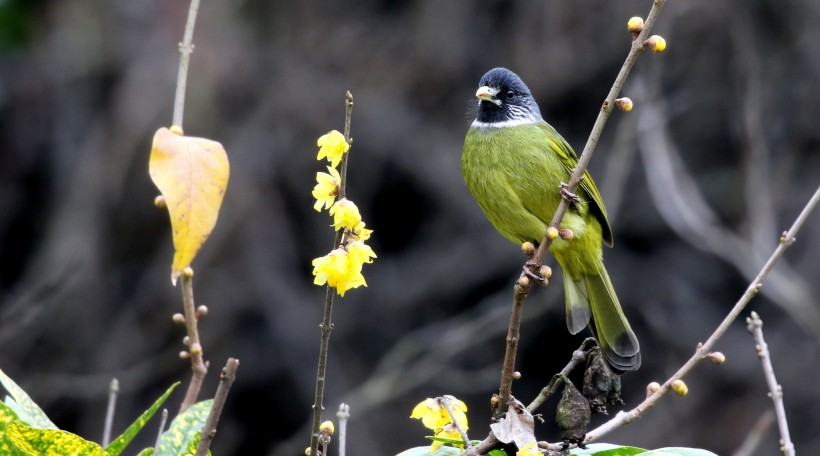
[347,240,376,271]
[516,441,540,456]
[312,249,367,297]
[316,130,350,168]
[351,221,373,241]
[431,424,464,452]
[312,166,341,212]
[329,198,362,231]
[410,397,468,433]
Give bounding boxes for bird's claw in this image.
[559,182,581,206]
[522,260,548,284]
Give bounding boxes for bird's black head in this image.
[474,67,542,125]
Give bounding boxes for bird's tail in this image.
[563,265,641,373]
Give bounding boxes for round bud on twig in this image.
[517,276,530,288]
[539,265,552,280]
[179,351,190,359]
[196,305,208,318]
[182,335,190,346]
[172,313,185,325]
[512,371,522,380]
[320,420,335,436]
[614,97,634,112]
[189,342,202,355]
[643,35,667,53]
[183,267,194,279]
[547,227,559,240]
[672,379,688,397]
[558,228,574,241]
[627,16,644,39]
[646,381,661,397]
[706,352,726,365]
[154,195,167,209]
[521,242,536,257]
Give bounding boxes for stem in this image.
[309,92,355,456]
[180,272,208,413]
[494,0,668,423]
[746,313,795,456]
[154,409,169,450]
[580,184,819,445]
[102,378,119,446]
[441,396,471,449]
[527,339,595,413]
[196,358,240,456]
[172,0,201,130]
[336,403,350,456]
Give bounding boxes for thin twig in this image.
[102,378,119,446]
[309,93,355,456]
[172,0,201,130]
[179,271,208,413]
[732,410,775,456]
[196,357,240,456]
[441,395,471,449]
[336,403,350,456]
[154,409,169,450]
[746,313,795,456]
[527,339,595,413]
[494,0,668,422]
[578,184,820,446]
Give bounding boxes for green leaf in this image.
[136,449,155,456]
[640,449,719,456]
[154,400,212,456]
[0,401,26,456]
[570,443,647,456]
[488,450,508,456]
[395,446,462,456]
[182,431,211,456]
[6,421,107,455]
[0,368,57,430]
[104,382,180,456]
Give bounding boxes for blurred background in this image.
[1,0,819,454]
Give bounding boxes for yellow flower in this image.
[351,221,373,241]
[317,130,350,168]
[312,166,341,212]
[312,249,368,297]
[410,397,468,433]
[347,240,376,270]
[329,198,362,231]
[431,423,464,452]
[516,441,540,456]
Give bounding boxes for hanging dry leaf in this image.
[149,127,230,284]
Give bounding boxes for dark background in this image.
[1,0,819,455]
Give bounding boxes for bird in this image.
[462,67,640,372]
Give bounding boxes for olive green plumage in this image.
[462,67,640,372]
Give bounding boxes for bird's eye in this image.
[505,90,515,99]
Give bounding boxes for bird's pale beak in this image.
[476,86,501,106]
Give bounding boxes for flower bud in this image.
[558,228,574,241]
[196,305,209,318]
[179,351,190,359]
[521,242,536,257]
[627,17,645,36]
[183,267,194,279]
[172,313,185,325]
[614,97,633,112]
[672,379,688,397]
[643,35,667,53]
[539,265,553,279]
[547,227,559,240]
[706,352,726,365]
[646,381,661,397]
[517,276,530,288]
[320,420,335,436]
[169,125,184,135]
[154,195,167,209]
[513,371,522,380]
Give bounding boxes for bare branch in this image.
[196,358,240,456]
[102,378,119,446]
[172,0,202,129]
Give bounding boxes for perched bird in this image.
[462,67,640,372]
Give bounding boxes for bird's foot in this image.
[559,182,581,207]
[522,260,551,285]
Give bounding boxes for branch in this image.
[196,357,240,456]
[179,270,208,413]
[494,0,668,423]
[309,92,355,456]
[526,339,595,413]
[102,378,119,446]
[441,395,471,450]
[172,0,201,130]
[580,184,820,444]
[746,313,794,456]
[336,403,350,456]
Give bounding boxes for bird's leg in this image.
[559,182,581,208]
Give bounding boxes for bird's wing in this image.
[538,122,614,246]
